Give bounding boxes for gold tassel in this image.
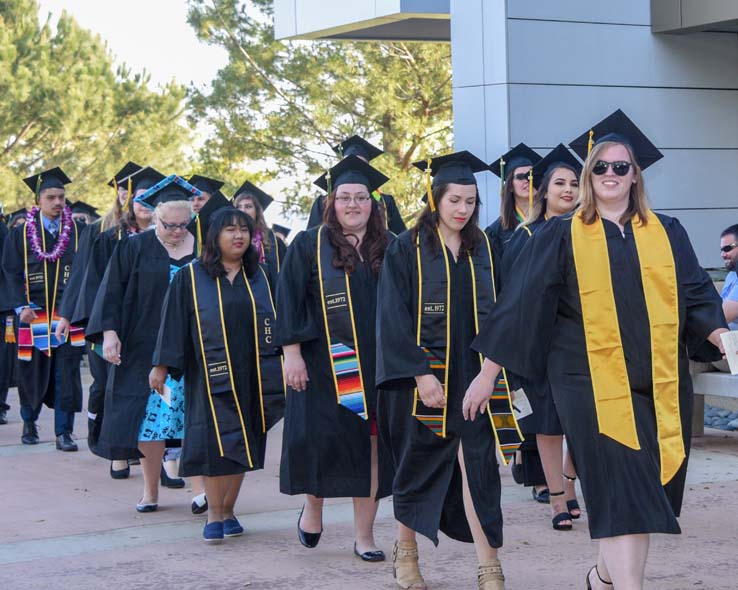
[123,177,133,210]
[528,169,534,214]
[587,129,594,155]
[326,170,332,195]
[425,158,435,212]
[498,157,506,197]
[35,174,43,202]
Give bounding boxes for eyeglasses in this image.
[592,160,632,176]
[513,173,530,181]
[335,194,371,205]
[720,242,738,253]
[160,221,189,231]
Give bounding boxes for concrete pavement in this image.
[1,374,737,590]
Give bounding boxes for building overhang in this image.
[652,0,738,33]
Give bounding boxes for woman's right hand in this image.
[19,307,37,325]
[102,330,122,365]
[283,344,309,391]
[415,374,446,408]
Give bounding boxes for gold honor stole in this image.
[571,211,682,484]
[189,261,280,468]
[413,227,523,463]
[19,221,83,360]
[316,225,368,419]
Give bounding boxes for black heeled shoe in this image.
[297,505,322,548]
[564,473,582,519]
[586,565,613,589]
[160,465,185,489]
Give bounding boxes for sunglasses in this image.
[513,172,530,181]
[720,242,738,254]
[592,160,632,176]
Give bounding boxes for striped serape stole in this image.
[330,341,367,420]
[4,316,15,344]
[488,372,523,464]
[413,347,446,436]
[17,309,86,360]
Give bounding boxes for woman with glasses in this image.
[276,155,394,561]
[87,177,199,513]
[467,110,728,590]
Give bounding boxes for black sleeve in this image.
[152,267,190,378]
[86,238,133,340]
[384,195,407,235]
[58,223,95,319]
[0,227,28,313]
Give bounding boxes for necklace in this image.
[156,231,184,249]
[26,207,73,262]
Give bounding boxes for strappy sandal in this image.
[549,491,572,531]
[392,540,427,589]
[564,473,582,519]
[478,559,505,590]
[586,565,613,589]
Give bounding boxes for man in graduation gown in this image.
[306,135,406,235]
[0,168,86,450]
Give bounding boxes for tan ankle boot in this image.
[392,540,427,589]
[478,559,505,590]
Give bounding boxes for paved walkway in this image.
[1,375,737,589]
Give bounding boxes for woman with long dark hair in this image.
[468,110,727,589]
[152,206,277,543]
[376,151,521,590]
[276,155,394,562]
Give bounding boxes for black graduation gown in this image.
[153,263,265,477]
[0,222,16,401]
[307,193,407,236]
[484,216,517,259]
[86,230,194,459]
[472,213,726,538]
[275,228,393,498]
[375,230,504,548]
[261,229,286,287]
[0,215,85,411]
[58,220,100,320]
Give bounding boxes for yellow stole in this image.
[571,210,682,485]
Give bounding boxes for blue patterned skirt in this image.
[138,374,185,441]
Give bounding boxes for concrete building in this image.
[274,0,738,266]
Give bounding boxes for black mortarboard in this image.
[332,135,383,161]
[70,201,100,220]
[233,180,274,210]
[531,144,583,190]
[187,191,233,239]
[8,208,28,225]
[569,109,663,170]
[413,150,489,187]
[314,155,389,193]
[489,144,542,179]
[272,223,291,238]
[127,166,166,194]
[188,174,225,195]
[135,175,201,209]
[23,167,72,195]
[107,161,142,188]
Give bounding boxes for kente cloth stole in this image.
[571,211,681,484]
[18,221,83,360]
[413,228,523,463]
[316,225,368,419]
[190,261,256,468]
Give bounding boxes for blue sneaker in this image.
[223,517,244,537]
[203,521,224,544]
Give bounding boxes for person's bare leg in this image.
[562,444,580,517]
[590,534,649,590]
[191,475,205,496]
[354,435,381,553]
[138,441,166,504]
[112,460,128,471]
[300,494,324,534]
[397,522,416,542]
[203,475,231,523]
[223,473,245,519]
[537,434,571,526]
[458,444,497,564]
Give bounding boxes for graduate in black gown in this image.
[188,174,225,216]
[0,221,15,426]
[276,155,394,561]
[501,145,583,532]
[87,175,200,512]
[0,168,86,451]
[467,110,728,590]
[153,206,277,543]
[376,151,522,590]
[307,135,407,235]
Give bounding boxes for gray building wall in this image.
[452,0,738,266]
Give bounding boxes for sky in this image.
[36,0,306,230]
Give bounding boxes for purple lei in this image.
[26,206,73,262]
[252,229,265,263]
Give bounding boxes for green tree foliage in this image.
[0,0,191,213]
[187,0,453,217]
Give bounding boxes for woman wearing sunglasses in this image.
[467,110,728,590]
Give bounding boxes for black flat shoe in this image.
[0,409,8,425]
[354,543,385,562]
[160,465,185,489]
[191,493,208,515]
[21,421,39,445]
[511,454,524,485]
[110,462,130,480]
[56,433,78,452]
[297,505,322,548]
[532,487,550,503]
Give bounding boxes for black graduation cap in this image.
[413,150,489,188]
[233,180,274,210]
[188,174,225,195]
[127,166,166,194]
[135,175,201,209]
[107,161,142,188]
[314,155,389,193]
[489,144,542,179]
[187,191,233,239]
[272,223,291,238]
[22,167,72,195]
[569,109,663,170]
[7,208,28,225]
[531,144,583,190]
[332,135,383,161]
[70,200,100,220]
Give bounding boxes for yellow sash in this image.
[571,210,682,485]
